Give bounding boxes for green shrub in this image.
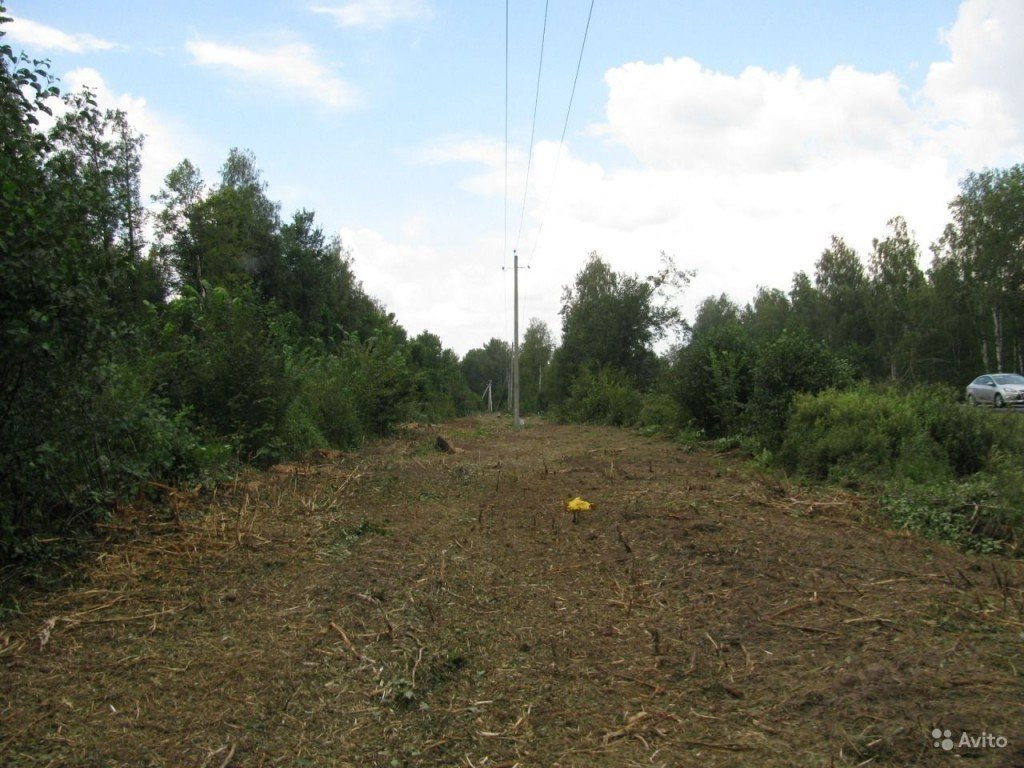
[748,329,854,447]
[287,351,364,451]
[336,332,414,436]
[912,384,997,476]
[559,367,643,426]
[158,285,297,465]
[672,324,752,437]
[781,384,1024,549]
[778,387,925,483]
[638,392,683,435]
[882,479,1010,554]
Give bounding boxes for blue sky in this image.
[7,1,1023,353]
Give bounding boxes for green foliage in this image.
[0,23,208,561]
[339,332,415,436]
[407,331,474,421]
[558,367,643,426]
[637,392,683,435]
[672,319,753,437]
[462,338,510,409]
[748,329,854,446]
[882,480,1010,554]
[779,387,941,483]
[553,252,689,401]
[518,319,554,413]
[157,285,296,465]
[780,385,1024,549]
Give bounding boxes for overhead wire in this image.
[502,0,510,347]
[513,0,550,253]
[528,0,596,266]
[503,0,509,273]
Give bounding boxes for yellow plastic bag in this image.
[566,496,593,512]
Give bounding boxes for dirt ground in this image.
[2,415,1023,767]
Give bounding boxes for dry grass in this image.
[2,415,1023,767]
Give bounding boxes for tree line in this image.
[4,3,1023,565]
[0,21,473,564]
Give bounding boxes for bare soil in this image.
[2,416,1023,767]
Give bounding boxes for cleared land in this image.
[2,416,1023,767]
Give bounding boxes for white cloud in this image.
[596,59,918,173]
[6,16,119,53]
[310,0,433,28]
[412,0,1024,346]
[341,227,504,352]
[923,0,1024,168]
[416,136,527,199]
[186,38,357,109]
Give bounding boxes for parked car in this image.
[965,373,1024,407]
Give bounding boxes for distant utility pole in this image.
[513,249,522,428]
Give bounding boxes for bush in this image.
[748,329,854,447]
[559,367,643,426]
[0,361,213,562]
[286,351,364,451]
[778,387,925,483]
[780,384,1024,549]
[638,392,684,435]
[158,285,298,465]
[672,323,753,437]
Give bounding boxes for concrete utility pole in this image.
[513,249,522,427]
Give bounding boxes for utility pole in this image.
[513,249,522,427]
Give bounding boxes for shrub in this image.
[780,384,1024,549]
[637,392,683,435]
[747,329,854,447]
[778,387,925,483]
[559,367,643,426]
[672,324,753,437]
[286,351,364,451]
[158,285,297,465]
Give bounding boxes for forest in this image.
[3,15,1024,575]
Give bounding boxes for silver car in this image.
[965,373,1024,407]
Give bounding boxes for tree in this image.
[519,318,554,412]
[462,339,511,409]
[813,236,874,372]
[742,287,791,346]
[407,331,473,420]
[748,329,853,445]
[273,210,384,343]
[672,299,752,436]
[554,252,688,400]
[915,235,984,384]
[945,166,1024,372]
[152,158,205,293]
[191,148,281,290]
[1,17,189,554]
[868,216,925,380]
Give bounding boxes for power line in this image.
[528,0,596,266]
[514,0,550,253]
[502,0,510,346]
[503,0,509,271]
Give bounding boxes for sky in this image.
[6,0,1024,354]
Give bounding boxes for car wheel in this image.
[967,394,978,406]
[994,393,1004,408]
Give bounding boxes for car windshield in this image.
[993,374,1024,385]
